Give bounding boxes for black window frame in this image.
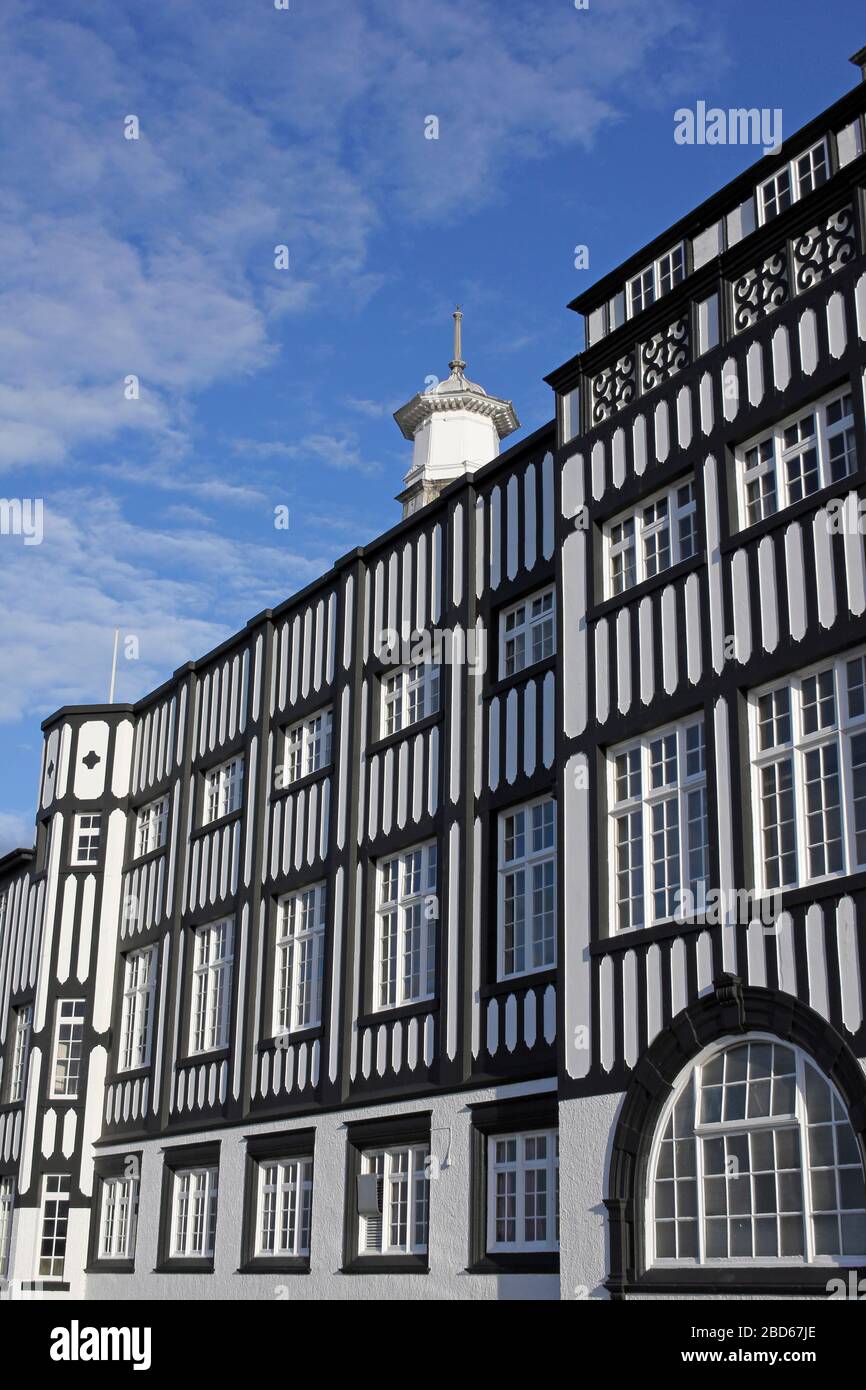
[342,1111,432,1274]
[239,1128,316,1274]
[155,1140,221,1274]
[85,1151,143,1274]
[468,1093,559,1274]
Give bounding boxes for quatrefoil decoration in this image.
[81,750,101,770]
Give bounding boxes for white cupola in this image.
[394,309,520,516]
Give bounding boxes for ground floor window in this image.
[488,1130,559,1253]
[0,1177,14,1277]
[171,1167,219,1259]
[98,1173,139,1262]
[39,1174,71,1280]
[649,1036,866,1265]
[359,1146,430,1256]
[256,1156,313,1258]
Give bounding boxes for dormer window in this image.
[627,244,685,319]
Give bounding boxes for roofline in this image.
[40,418,555,732]
[567,67,866,316]
[0,846,35,876]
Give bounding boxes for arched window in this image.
[648,1035,866,1265]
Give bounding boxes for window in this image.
[627,243,685,317]
[696,292,720,356]
[751,650,866,892]
[39,1174,70,1279]
[381,664,439,737]
[190,919,233,1054]
[359,1146,430,1256]
[135,796,168,857]
[281,708,332,787]
[500,587,555,678]
[758,138,829,223]
[0,1177,14,1278]
[273,884,326,1033]
[649,1037,866,1264]
[119,946,157,1071]
[498,797,556,978]
[71,812,101,866]
[204,755,244,824]
[170,1166,219,1260]
[375,843,437,1009]
[8,1003,32,1102]
[98,1172,139,1262]
[488,1131,559,1254]
[560,385,580,445]
[737,388,857,528]
[51,1000,85,1098]
[255,1157,313,1259]
[604,478,698,597]
[609,717,709,932]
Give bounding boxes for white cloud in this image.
[0,810,34,858]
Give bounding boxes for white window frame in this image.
[608,716,709,934]
[359,1145,430,1256]
[8,1002,32,1103]
[189,919,234,1054]
[98,1172,139,1261]
[0,1177,14,1278]
[50,999,86,1099]
[273,883,326,1034]
[647,1034,866,1268]
[757,137,829,224]
[71,812,101,866]
[380,664,440,738]
[119,945,157,1071]
[487,1129,560,1254]
[374,842,437,1010]
[750,647,866,894]
[38,1173,71,1279]
[497,796,557,980]
[135,795,168,858]
[500,587,556,679]
[255,1156,313,1258]
[281,708,333,788]
[170,1166,219,1260]
[603,476,698,598]
[627,242,685,317]
[203,755,244,825]
[736,386,857,530]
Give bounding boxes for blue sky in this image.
[0,0,863,852]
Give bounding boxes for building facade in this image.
[2,51,866,1302]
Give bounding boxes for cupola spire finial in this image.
[450,305,465,373]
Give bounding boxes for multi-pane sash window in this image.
[738,388,856,528]
[256,1157,313,1258]
[605,478,698,597]
[39,1174,70,1278]
[488,1130,560,1253]
[610,717,709,932]
[171,1167,218,1259]
[8,1003,32,1102]
[51,1000,86,1098]
[273,884,326,1033]
[190,920,233,1054]
[135,796,168,857]
[498,797,556,978]
[651,1038,866,1264]
[359,1146,429,1255]
[381,665,439,737]
[99,1174,139,1261]
[751,650,866,891]
[204,755,244,824]
[627,243,685,317]
[72,812,101,866]
[119,946,157,1071]
[758,138,829,223]
[282,708,332,786]
[501,588,555,678]
[0,1177,14,1278]
[375,843,437,1009]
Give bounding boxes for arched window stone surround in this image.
[605,974,866,1297]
